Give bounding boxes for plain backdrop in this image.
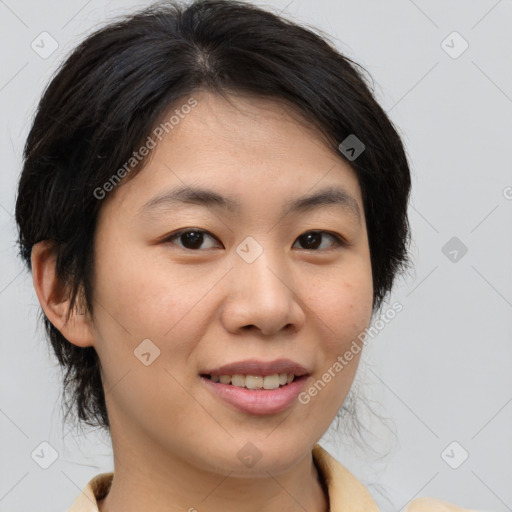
[1,1,511,511]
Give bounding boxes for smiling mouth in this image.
[200,373,302,390]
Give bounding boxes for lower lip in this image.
[200,375,309,415]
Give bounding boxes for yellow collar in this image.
[312,443,380,511]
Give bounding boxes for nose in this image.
[220,245,306,337]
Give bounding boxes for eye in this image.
[293,230,346,251]
[163,229,221,251]
[162,229,346,252]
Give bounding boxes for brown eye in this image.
[294,231,345,251]
[164,229,220,250]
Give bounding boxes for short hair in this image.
[15,0,411,432]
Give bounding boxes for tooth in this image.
[231,374,246,387]
[212,373,295,388]
[219,375,231,384]
[263,374,280,389]
[245,375,263,389]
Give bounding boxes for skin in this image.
[31,91,374,512]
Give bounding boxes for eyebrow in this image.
[139,184,361,223]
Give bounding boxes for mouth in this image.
[199,359,310,415]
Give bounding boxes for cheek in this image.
[302,258,374,343]
[90,238,231,375]
[297,257,373,409]
[89,242,210,425]
[93,236,197,330]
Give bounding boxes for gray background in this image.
[1,1,511,511]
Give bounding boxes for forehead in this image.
[99,91,364,221]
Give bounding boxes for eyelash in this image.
[162,228,347,252]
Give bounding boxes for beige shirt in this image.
[67,444,476,511]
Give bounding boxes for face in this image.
[88,91,373,476]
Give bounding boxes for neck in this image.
[98,426,328,512]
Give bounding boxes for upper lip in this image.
[201,358,310,377]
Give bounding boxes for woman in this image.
[15,1,474,510]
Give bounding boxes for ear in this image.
[31,240,95,348]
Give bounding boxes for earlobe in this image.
[31,240,95,348]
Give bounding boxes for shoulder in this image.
[67,472,113,512]
[312,444,476,512]
[406,497,481,511]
